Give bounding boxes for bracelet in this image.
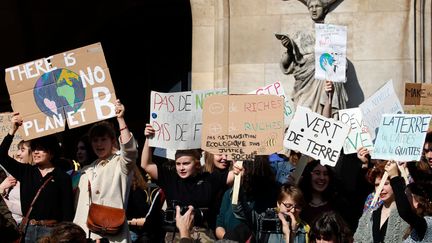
[119,126,128,132]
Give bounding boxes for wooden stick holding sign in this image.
[396,163,409,185]
[371,171,389,207]
[291,155,310,185]
[232,161,243,205]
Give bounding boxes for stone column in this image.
[190,0,216,90]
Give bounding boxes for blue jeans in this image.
[24,224,53,243]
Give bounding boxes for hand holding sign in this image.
[144,124,156,139]
[115,99,125,118]
[384,161,399,179]
[10,112,23,135]
[357,147,371,168]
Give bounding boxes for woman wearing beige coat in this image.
[73,99,138,243]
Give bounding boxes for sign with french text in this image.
[5,43,117,140]
[359,80,404,140]
[284,106,349,166]
[201,95,284,160]
[405,82,432,106]
[405,105,432,130]
[372,114,431,161]
[0,113,23,157]
[314,23,347,82]
[249,81,295,126]
[338,108,374,154]
[149,89,227,149]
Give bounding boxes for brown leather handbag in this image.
[86,180,125,235]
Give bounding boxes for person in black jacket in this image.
[0,112,73,242]
[386,161,432,242]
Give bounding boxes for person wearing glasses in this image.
[232,183,310,243]
[272,184,310,243]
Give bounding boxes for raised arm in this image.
[322,80,334,118]
[386,162,427,240]
[0,112,27,179]
[115,99,138,174]
[278,34,296,75]
[141,124,158,180]
[357,147,371,169]
[115,99,132,144]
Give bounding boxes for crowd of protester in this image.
[1,98,432,243]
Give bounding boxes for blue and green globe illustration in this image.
[33,69,85,116]
[319,53,334,71]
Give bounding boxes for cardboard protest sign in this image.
[284,106,350,166]
[249,81,295,126]
[0,113,23,157]
[372,114,431,161]
[5,43,117,140]
[338,108,373,154]
[405,82,432,106]
[149,89,227,150]
[201,95,284,160]
[314,23,347,82]
[405,105,432,130]
[359,80,404,140]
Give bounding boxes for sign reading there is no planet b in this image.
[5,43,117,140]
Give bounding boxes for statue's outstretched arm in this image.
[276,34,295,74]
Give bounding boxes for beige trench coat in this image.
[73,134,138,243]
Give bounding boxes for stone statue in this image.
[277,0,347,117]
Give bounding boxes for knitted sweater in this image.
[405,216,432,243]
[354,206,409,243]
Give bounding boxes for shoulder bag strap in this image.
[19,175,54,233]
[87,180,93,204]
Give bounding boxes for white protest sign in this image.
[338,108,374,154]
[315,24,347,82]
[284,106,350,166]
[249,81,295,126]
[359,80,404,140]
[372,114,431,161]
[149,89,227,149]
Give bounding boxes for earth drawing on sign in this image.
[33,69,85,116]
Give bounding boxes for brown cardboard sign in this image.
[201,95,284,160]
[0,113,23,157]
[5,43,117,140]
[405,105,432,130]
[405,83,432,105]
